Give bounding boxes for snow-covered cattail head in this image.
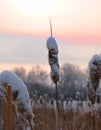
[47,37,58,54]
[89,54,101,70]
[46,36,60,84]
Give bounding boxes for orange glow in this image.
[0,0,101,40]
[0,63,50,73]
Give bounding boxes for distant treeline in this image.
[12,63,88,100]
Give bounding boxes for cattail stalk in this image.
[28,119,33,130]
[7,84,12,130]
[55,83,59,130]
[46,17,60,130]
[49,16,53,37]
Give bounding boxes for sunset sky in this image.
[0,0,101,72]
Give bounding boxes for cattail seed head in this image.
[46,36,60,84]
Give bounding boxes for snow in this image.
[26,127,31,130]
[0,70,33,118]
[50,64,60,83]
[0,70,29,100]
[89,54,101,70]
[46,36,58,53]
[87,80,95,91]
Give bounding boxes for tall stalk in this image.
[46,17,60,130]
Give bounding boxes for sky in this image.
[0,0,101,73]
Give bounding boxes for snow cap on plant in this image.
[47,37,58,54]
[46,36,60,84]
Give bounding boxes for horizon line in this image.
[0,30,101,40]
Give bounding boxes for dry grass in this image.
[33,105,101,130]
[1,103,101,130]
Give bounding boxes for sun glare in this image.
[13,0,61,16]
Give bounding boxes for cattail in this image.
[47,17,60,84]
[87,54,101,104]
[46,36,60,84]
[46,17,60,130]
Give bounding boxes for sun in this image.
[13,0,61,16]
